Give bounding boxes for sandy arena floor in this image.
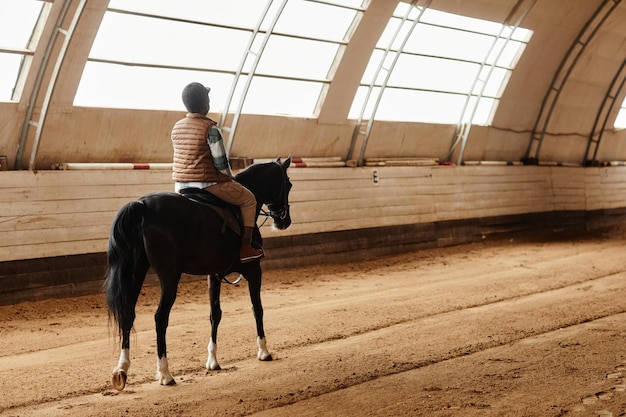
[1,236,625,416]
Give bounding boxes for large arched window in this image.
[74,0,363,117]
[349,3,532,125]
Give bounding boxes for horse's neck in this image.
[236,167,268,203]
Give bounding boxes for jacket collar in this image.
[185,113,217,125]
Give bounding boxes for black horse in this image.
[105,157,292,390]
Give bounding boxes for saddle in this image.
[179,188,243,236]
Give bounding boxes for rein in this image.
[257,160,290,229]
[257,208,272,228]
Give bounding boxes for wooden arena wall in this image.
[2,165,626,304]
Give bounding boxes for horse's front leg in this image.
[206,274,223,370]
[247,266,272,361]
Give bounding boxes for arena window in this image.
[0,0,48,101]
[349,3,532,125]
[615,97,626,129]
[74,0,362,116]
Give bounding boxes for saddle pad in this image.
[179,188,242,235]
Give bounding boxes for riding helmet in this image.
[181,82,210,113]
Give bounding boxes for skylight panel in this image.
[74,63,235,110]
[388,54,480,94]
[274,0,359,41]
[0,0,46,102]
[615,97,626,129]
[360,87,468,124]
[419,8,503,36]
[243,77,323,115]
[89,12,251,70]
[256,35,339,79]
[488,38,527,67]
[0,0,43,49]
[328,0,366,8]
[403,24,499,62]
[478,67,510,96]
[0,53,22,101]
[107,0,268,29]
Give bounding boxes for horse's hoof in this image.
[206,361,221,371]
[112,370,127,391]
[156,371,176,386]
[157,376,176,386]
[256,337,272,361]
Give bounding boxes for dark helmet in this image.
[181,82,210,113]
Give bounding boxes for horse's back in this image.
[138,191,240,274]
[140,191,206,225]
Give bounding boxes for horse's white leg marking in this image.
[257,336,272,361]
[155,356,176,386]
[111,348,130,390]
[206,339,221,370]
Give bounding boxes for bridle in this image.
[222,162,290,285]
[258,161,290,227]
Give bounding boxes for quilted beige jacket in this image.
[171,113,230,183]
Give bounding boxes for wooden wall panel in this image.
[0,170,172,262]
[279,166,437,236]
[550,167,587,211]
[430,166,554,220]
[3,166,626,263]
[585,167,626,211]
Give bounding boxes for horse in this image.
[104,157,292,390]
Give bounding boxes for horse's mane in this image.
[235,161,273,180]
[234,161,281,189]
[235,157,290,190]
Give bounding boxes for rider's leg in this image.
[206,182,264,262]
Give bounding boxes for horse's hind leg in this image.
[112,331,131,390]
[154,270,181,386]
[112,260,149,390]
[206,274,222,370]
[246,265,272,361]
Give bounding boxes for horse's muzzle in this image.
[272,213,291,230]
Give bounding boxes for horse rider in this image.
[171,82,264,263]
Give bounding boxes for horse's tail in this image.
[104,200,146,337]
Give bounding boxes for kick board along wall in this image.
[2,165,626,304]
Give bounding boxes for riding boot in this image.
[240,226,264,263]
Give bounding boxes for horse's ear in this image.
[283,155,291,168]
[275,157,281,164]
